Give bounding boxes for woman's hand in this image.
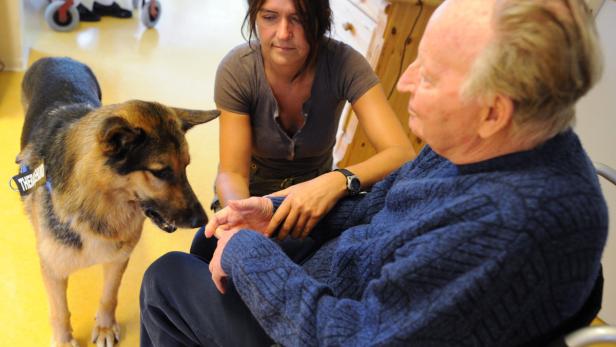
[204,197,274,238]
[265,172,347,240]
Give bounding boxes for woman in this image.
[193,0,412,255]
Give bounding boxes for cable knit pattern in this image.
[221,130,608,347]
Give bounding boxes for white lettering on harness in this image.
[17,163,45,192]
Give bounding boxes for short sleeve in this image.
[214,45,254,115]
[334,42,380,104]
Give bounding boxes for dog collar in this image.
[10,162,49,196]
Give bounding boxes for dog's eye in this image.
[149,167,173,181]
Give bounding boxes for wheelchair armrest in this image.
[594,162,616,185]
[564,325,616,347]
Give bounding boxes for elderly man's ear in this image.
[478,95,514,139]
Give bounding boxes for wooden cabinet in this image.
[331,0,443,167]
[330,0,379,55]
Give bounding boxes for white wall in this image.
[0,0,26,71]
[575,0,616,324]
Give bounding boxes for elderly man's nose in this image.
[397,64,417,93]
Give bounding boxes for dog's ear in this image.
[98,116,144,158]
[172,108,221,132]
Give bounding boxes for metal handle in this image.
[594,162,616,185]
[565,325,616,347]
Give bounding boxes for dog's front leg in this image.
[91,259,129,347]
[40,266,79,347]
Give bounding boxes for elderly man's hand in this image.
[208,229,239,294]
[204,197,274,239]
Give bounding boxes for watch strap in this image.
[335,168,354,178]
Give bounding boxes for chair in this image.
[563,162,616,347]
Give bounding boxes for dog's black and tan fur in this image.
[18,57,219,347]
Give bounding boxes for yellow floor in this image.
[0,0,244,345]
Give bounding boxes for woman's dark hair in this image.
[242,0,332,79]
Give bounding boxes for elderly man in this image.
[140,0,607,346]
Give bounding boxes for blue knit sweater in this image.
[221,130,608,346]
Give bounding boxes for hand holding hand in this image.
[266,172,346,240]
[204,196,274,238]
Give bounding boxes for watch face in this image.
[348,176,361,193]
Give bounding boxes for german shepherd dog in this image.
[16,57,219,347]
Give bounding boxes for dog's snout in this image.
[191,214,207,228]
[189,202,207,228]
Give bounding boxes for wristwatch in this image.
[335,168,361,196]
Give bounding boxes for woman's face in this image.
[256,0,310,71]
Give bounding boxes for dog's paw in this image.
[91,323,120,347]
[51,338,80,347]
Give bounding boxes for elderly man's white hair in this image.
[460,0,603,142]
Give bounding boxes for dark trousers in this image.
[189,226,320,264]
[140,229,320,347]
[140,228,276,346]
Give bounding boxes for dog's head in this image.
[96,100,219,232]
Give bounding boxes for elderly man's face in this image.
[396,0,494,162]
